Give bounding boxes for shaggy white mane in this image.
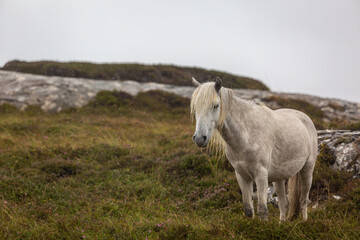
[190,82,233,153]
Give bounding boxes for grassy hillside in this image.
[0,91,359,239]
[2,60,269,90]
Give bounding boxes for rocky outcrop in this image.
[1,71,359,123]
[318,130,360,178]
[0,70,194,112]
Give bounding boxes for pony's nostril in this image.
[192,134,196,140]
[202,136,207,142]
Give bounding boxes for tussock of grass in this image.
[3,60,269,90]
[0,91,360,239]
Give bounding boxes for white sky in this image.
[1,0,359,102]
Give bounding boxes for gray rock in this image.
[252,186,278,206]
[332,195,342,200]
[318,130,360,178]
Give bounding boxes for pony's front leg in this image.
[235,171,254,218]
[255,170,268,220]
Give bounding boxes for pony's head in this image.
[190,77,231,148]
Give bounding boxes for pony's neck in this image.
[219,96,254,150]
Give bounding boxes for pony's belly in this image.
[268,171,293,182]
[267,159,306,182]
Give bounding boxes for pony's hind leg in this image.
[273,180,288,222]
[299,159,316,221]
[235,171,254,218]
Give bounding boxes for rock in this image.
[1,71,360,123]
[267,186,279,207]
[252,186,278,207]
[318,130,360,178]
[332,195,342,200]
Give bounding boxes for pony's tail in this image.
[287,173,302,220]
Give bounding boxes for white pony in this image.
[191,77,317,221]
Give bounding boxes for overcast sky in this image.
[1,0,359,102]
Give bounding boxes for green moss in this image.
[3,60,269,90]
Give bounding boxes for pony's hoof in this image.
[244,206,254,218]
[258,205,268,220]
[258,215,268,221]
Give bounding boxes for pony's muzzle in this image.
[192,133,208,147]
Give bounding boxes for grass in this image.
[346,122,360,131]
[0,91,359,239]
[2,60,269,90]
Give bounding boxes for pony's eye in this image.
[213,104,219,110]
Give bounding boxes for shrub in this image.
[317,143,336,165]
[85,90,190,117]
[136,90,189,110]
[88,90,134,109]
[312,162,351,200]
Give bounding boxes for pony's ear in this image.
[215,77,222,92]
[192,77,201,86]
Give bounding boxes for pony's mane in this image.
[190,82,233,153]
